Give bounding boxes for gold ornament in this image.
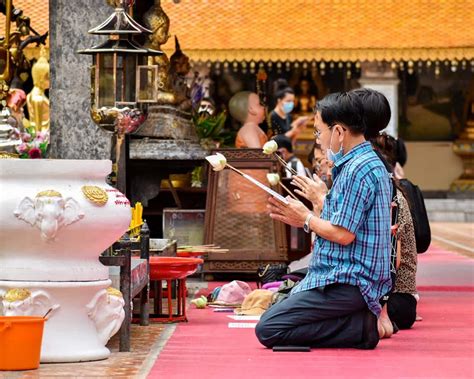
[37,189,62,198]
[4,288,31,302]
[81,185,108,206]
[106,287,122,298]
[0,151,19,159]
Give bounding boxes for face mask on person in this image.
[326,126,344,163]
[282,101,294,114]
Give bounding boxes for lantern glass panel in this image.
[98,54,115,108]
[115,54,136,106]
[136,65,158,103]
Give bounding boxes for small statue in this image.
[197,97,216,117]
[6,88,26,132]
[143,0,175,104]
[229,91,268,148]
[294,79,316,114]
[170,36,191,110]
[25,47,49,133]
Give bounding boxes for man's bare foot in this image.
[377,319,385,339]
[378,304,393,338]
[380,317,393,338]
[416,314,423,321]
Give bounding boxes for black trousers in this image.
[255,283,378,349]
[387,292,417,329]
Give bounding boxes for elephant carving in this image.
[1,288,60,317]
[14,189,85,241]
[86,287,125,345]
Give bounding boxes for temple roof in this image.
[160,0,474,62]
[1,0,472,62]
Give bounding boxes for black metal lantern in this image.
[79,2,162,134]
[78,1,162,192]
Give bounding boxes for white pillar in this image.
[359,62,400,138]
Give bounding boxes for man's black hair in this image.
[351,88,391,140]
[315,92,366,135]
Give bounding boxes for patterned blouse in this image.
[394,190,418,295]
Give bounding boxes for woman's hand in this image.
[267,196,311,227]
[291,174,328,210]
[291,116,310,129]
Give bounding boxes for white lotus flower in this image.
[205,152,227,171]
[262,140,278,155]
[266,173,281,186]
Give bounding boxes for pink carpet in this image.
[148,245,474,379]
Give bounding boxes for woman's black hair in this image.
[274,79,294,101]
[396,137,408,167]
[351,88,391,140]
[371,133,411,205]
[315,92,366,135]
[307,141,322,165]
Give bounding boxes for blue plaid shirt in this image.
[292,141,392,316]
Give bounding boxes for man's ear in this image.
[334,124,345,142]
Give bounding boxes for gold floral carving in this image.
[3,288,31,302]
[106,287,123,298]
[0,151,19,159]
[81,185,108,206]
[37,189,62,198]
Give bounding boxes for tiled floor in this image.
[1,323,171,379]
[430,222,474,257]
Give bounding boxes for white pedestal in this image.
[0,159,130,362]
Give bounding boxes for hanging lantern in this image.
[78,2,162,134]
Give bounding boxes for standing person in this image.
[269,79,309,140]
[273,134,307,177]
[256,92,392,349]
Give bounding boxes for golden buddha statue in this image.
[25,47,49,133]
[143,0,175,104]
[294,79,316,114]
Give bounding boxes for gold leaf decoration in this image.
[106,287,122,298]
[0,151,19,159]
[81,185,108,206]
[4,288,31,302]
[37,190,62,198]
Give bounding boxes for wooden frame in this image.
[203,148,287,274]
[99,224,150,352]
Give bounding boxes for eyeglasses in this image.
[313,124,347,138]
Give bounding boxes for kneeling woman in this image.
[372,133,418,331]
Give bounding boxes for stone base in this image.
[129,138,208,160]
[0,138,21,152]
[135,105,198,140]
[0,280,113,363]
[425,199,474,222]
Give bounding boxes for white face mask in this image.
[326,127,344,163]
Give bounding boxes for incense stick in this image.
[279,182,298,200]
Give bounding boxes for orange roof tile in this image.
[160,0,474,61]
[0,0,49,43]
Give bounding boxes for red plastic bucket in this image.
[0,316,45,371]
